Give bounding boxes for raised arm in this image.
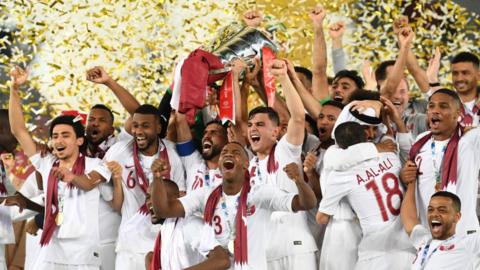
[86,66,140,115]
[310,5,330,101]
[381,27,413,97]
[284,163,317,211]
[328,21,347,74]
[269,59,305,145]
[9,67,37,157]
[175,112,193,143]
[151,159,185,218]
[285,59,322,119]
[400,164,419,236]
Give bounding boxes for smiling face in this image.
[132,113,161,155]
[387,78,409,115]
[51,124,83,160]
[86,108,114,145]
[219,143,249,183]
[201,123,227,161]
[247,113,279,156]
[428,196,461,240]
[331,77,358,104]
[451,62,479,96]
[317,105,341,142]
[427,93,460,140]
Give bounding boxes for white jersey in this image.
[410,224,480,270]
[0,163,14,246]
[319,152,414,263]
[177,142,222,192]
[29,152,111,265]
[179,184,295,270]
[160,217,203,269]
[247,136,317,259]
[413,129,480,235]
[104,138,184,254]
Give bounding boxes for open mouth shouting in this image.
[202,139,213,154]
[430,115,441,130]
[430,219,443,235]
[55,145,67,154]
[135,135,147,147]
[221,158,236,173]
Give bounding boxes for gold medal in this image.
[55,212,64,226]
[435,183,442,192]
[227,240,235,254]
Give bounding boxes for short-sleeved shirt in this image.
[410,224,480,270]
[30,153,111,265]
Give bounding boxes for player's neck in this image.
[256,146,273,160]
[206,156,219,169]
[59,150,79,168]
[433,127,456,141]
[223,179,243,195]
[141,140,159,156]
[458,89,477,103]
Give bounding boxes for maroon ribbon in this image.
[150,232,162,270]
[40,154,85,246]
[409,125,463,189]
[204,172,250,265]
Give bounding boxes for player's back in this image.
[338,152,414,260]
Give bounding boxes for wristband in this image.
[429,82,440,87]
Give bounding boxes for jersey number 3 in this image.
[365,173,403,221]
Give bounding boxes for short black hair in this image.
[375,60,396,83]
[134,104,167,135]
[334,122,367,149]
[248,106,280,126]
[431,191,461,212]
[294,66,313,83]
[333,70,365,90]
[429,88,462,109]
[49,115,85,139]
[451,52,479,68]
[205,120,227,138]
[347,89,381,103]
[322,100,345,111]
[90,104,114,124]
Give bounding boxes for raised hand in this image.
[244,57,261,87]
[398,26,414,49]
[10,66,29,89]
[361,60,377,90]
[151,158,170,179]
[268,59,288,78]
[230,58,247,78]
[243,10,263,28]
[328,21,345,40]
[426,47,442,84]
[284,162,303,183]
[86,66,113,85]
[393,16,409,35]
[310,5,327,29]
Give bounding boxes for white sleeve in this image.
[464,233,480,252]
[29,152,54,172]
[396,132,414,164]
[318,172,353,215]
[409,224,431,250]
[254,185,295,212]
[88,158,112,183]
[179,188,208,217]
[116,127,133,142]
[275,137,303,192]
[323,143,379,171]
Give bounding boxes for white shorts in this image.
[355,250,414,270]
[34,261,99,270]
[115,251,146,270]
[99,242,116,270]
[267,252,317,270]
[319,219,361,270]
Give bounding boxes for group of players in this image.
[1,5,480,270]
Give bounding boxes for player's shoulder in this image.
[415,131,431,142]
[162,139,180,156]
[105,139,134,159]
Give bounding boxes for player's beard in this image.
[202,144,221,161]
